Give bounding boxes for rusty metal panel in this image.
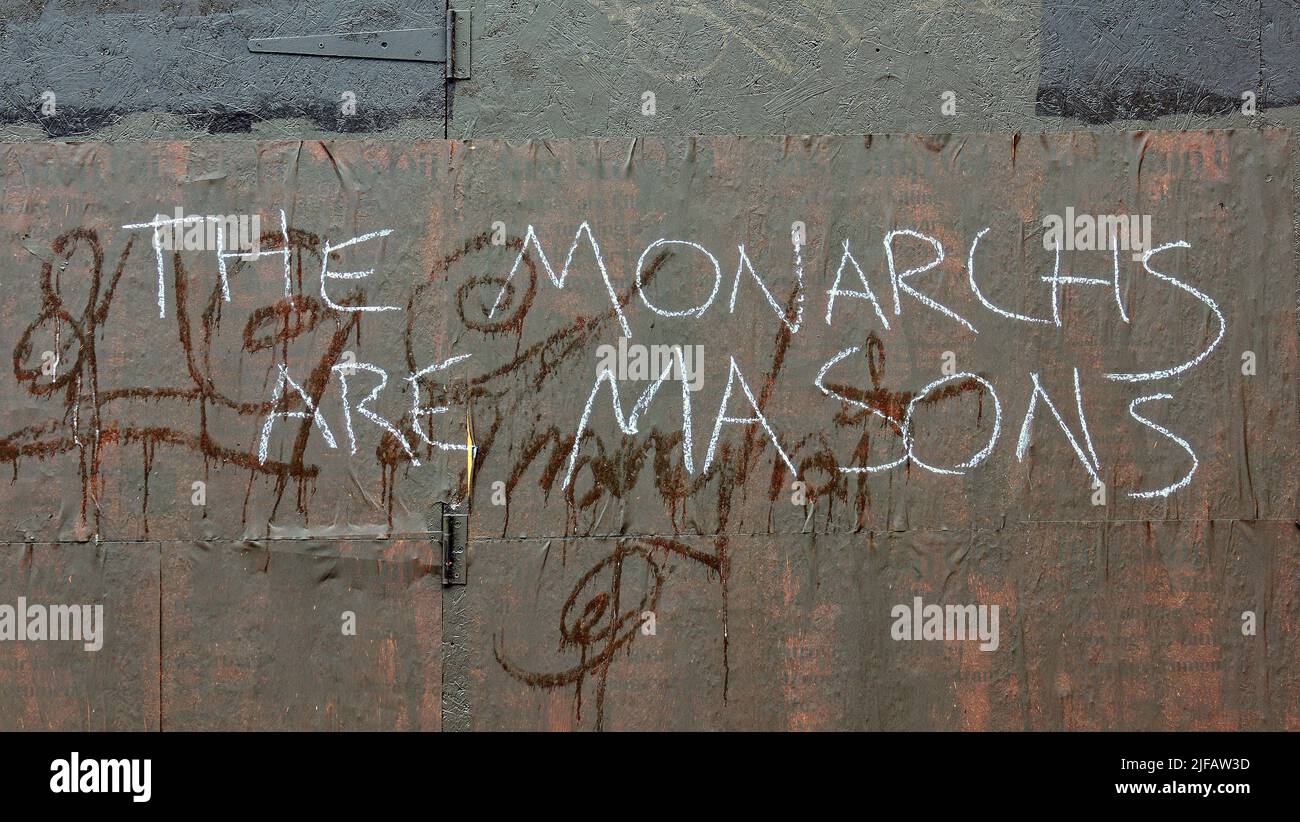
[0,131,1294,730]
[457,132,1296,536]
[0,542,160,730]
[448,131,1296,730]
[161,540,442,730]
[469,522,1298,730]
[0,141,465,543]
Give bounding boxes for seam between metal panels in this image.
[461,519,1300,543]
[0,517,1296,551]
[0,539,447,566]
[0,535,440,546]
[158,541,163,732]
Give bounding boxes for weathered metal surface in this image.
[248,27,449,64]
[453,0,1047,139]
[470,523,1299,730]
[0,542,160,730]
[0,1,448,136]
[5,1,1295,143]
[1037,0,1300,122]
[448,131,1298,729]
[161,540,442,730]
[0,141,466,543]
[457,133,1295,538]
[0,131,1295,729]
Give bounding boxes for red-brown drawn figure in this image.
[5,220,367,535]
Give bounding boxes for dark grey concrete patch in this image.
[1037,0,1299,123]
[0,1,447,137]
[1262,0,1300,106]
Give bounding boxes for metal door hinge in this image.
[446,9,472,80]
[439,501,468,586]
[248,10,471,79]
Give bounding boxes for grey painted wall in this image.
[2,1,1296,139]
[0,0,447,139]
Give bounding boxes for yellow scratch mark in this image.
[465,408,475,498]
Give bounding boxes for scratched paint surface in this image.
[0,132,1296,729]
[452,132,1298,729]
[0,1,447,137]
[1037,0,1300,123]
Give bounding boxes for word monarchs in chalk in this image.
[595,337,704,392]
[50,753,151,803]
[152,207,260,254]
[891,596,1000,651]
[1042,208,1152,261]
[0,597,103,651]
